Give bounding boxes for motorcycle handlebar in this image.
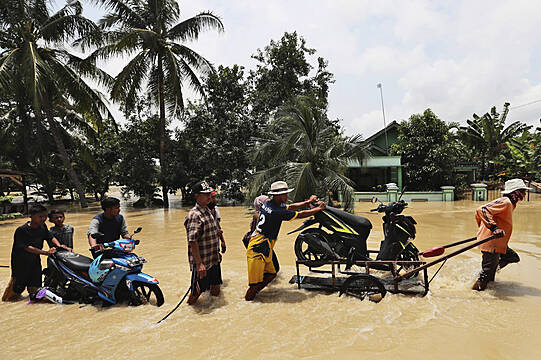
[370,201,409,214]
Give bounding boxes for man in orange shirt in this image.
[472,179,530,291]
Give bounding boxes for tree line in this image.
[391,105,540,191]
[1,1,539,211]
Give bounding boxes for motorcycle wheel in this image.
[294,228,333,267]
[339,274,386,302]
[130,281,164,307]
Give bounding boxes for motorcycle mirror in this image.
[134,227,142,234]
[398,186,407,201]
[371,197,378,204]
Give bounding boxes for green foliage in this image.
[0,196,13,203]
[90,0,224,206]
[76,127,120,200]
[115,99,161,206]
[250,95,366,212]
[248,31,334,119]
[0,212,24,221]
[0,0,114,208]
[497,123,540,180]
[458,102,532,180]
[390,109,458,190]
[116,107,161,206]
[172,65,255,202]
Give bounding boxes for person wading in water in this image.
[245,181,325,301]
[472,178,528,291]
[185,181,223,305]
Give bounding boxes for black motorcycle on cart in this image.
[290,199,419,271]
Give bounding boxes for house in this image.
[347,121,403,191]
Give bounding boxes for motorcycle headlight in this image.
[120,242,134,252]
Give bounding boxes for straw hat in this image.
[501,178,531,194]
[268,181,294,195]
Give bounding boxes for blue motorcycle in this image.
[43,227,164,306]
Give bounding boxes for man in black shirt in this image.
[87,197,131,258]
[2,205,69,301]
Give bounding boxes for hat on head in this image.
[192,181,212,194]
[268,181,294,195]
[502,178,531,194]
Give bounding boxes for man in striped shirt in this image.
[472,179,529,291]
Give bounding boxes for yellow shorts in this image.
[246,234,276,285]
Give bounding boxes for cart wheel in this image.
[294,228,333,267]
[397,243,420,278]
[339,274,386,302]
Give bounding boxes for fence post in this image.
[471,183,487,201]
[441,186,455,201]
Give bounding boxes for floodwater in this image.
[1,196,540,359]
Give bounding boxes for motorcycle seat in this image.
[56,251,94,272]
[325,206,372,231]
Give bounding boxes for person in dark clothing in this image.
[48,209,74,249]
[87,197,131,258]
[242,195,280,272]
[245,181,325,301]
[2,205,69,301]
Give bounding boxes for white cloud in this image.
[65,0,541,135]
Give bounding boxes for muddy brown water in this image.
[1,196,540,359]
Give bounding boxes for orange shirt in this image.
[475,197,515,253]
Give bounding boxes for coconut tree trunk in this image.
[157,53,169,208]
[42,104,88,208]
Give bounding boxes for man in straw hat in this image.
[245,181,326,301]
[472,178,530,291]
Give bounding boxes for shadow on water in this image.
[253,287,317,304]
[491,281,541,301]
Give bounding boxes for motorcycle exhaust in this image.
[299,232,340,259]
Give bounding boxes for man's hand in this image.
[307,195,319,204]
[197,262,207,279]
[92,244,105,252]
[217,229,223,237]
[221,240,227,254]
[493,228,505,237]
[61,245,72,252]
[316,200,326,210]
[47,248,57,255]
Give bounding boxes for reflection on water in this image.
[1,196,541,359]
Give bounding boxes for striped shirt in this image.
[184,203,221,270]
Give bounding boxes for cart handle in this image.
[394,233,503,282]
[420,236,478,257]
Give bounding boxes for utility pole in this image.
[377,83,389,155]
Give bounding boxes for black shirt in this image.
[10,222,53,278]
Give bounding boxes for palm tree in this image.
[250,96,368,212]
[0,0,114,207]
[459,102,531,180]
[88,0,224,207]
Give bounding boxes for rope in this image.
[157,287,190,324]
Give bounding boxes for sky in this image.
[58,0,541,138]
